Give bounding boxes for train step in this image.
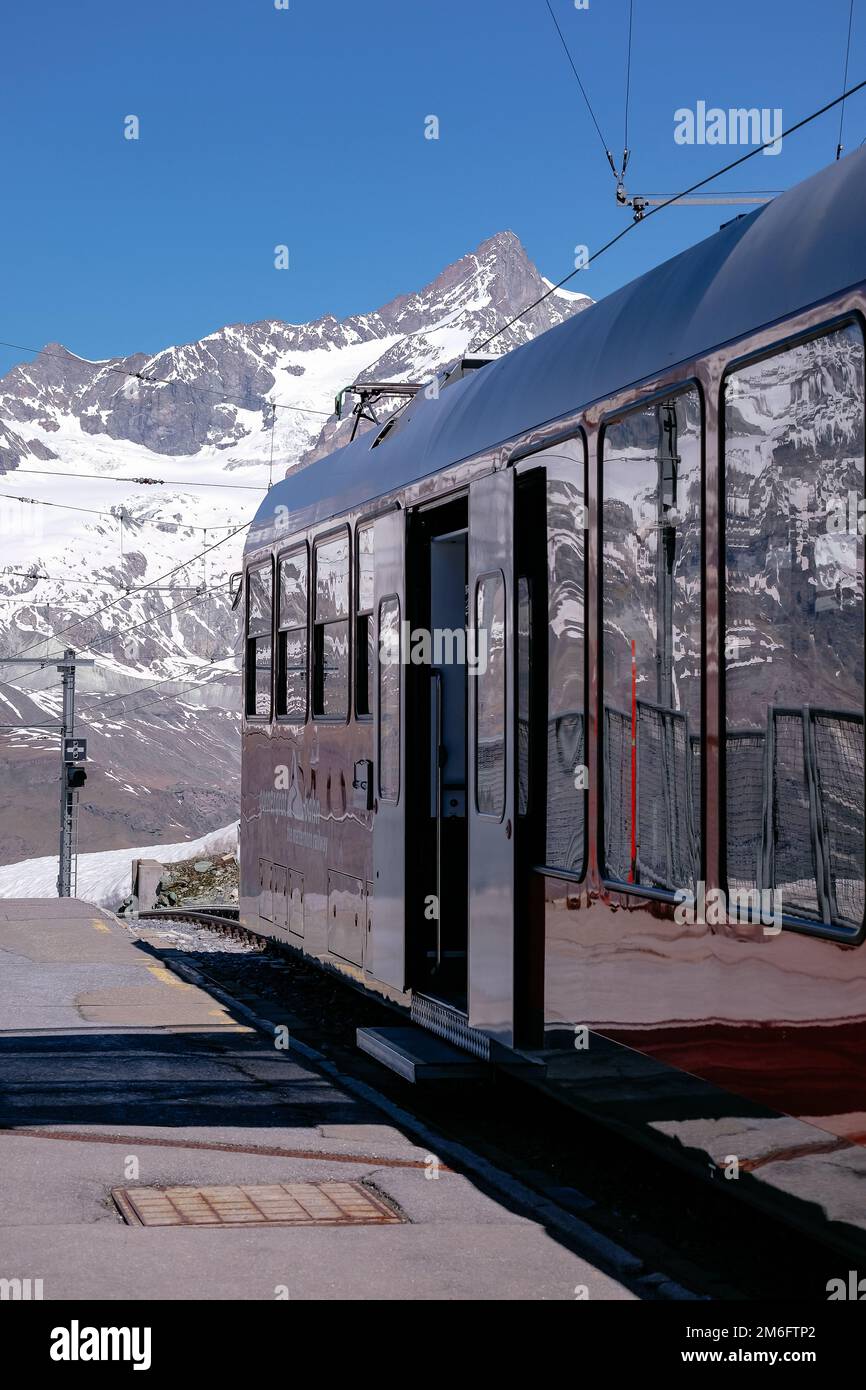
[356,1026,489,1083]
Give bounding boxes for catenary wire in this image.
[543,0,618,176]
[472,74,866,352]
[838,0,856,156]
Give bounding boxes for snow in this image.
[0,820,239,908]
[541,276,592,304]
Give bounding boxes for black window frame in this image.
[311,524,351,724]
[245,556,274,722]
[275,540,309,726]
[719,311,866,945]
[597,378,707,904]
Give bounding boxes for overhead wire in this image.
[0,489,246,534]
[15,582,228,682]
[3,514,252,675]
[623,0,634,162]
[82,653,238,718]
[471,74,866,353]
[3,569,116,588]
[10,584,235,699]
[98,673,239,722]
[0,493,117,521]
[543,0,620,178]
[837,0,856,157]
[4,465,263,493]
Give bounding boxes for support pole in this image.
[0,650,93,899]
[57,647,77,897]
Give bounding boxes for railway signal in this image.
[0,647,94,897]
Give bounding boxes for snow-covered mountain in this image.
[0,231,590,865]
[0,230,587,476]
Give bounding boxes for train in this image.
[239,148,865,1152]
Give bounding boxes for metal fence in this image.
[762,706,864,930]
[603,705,633,884]
[725,729,766,893]
[594,699,865,930]
[532,699,863,931]
[811,709,865,928]
[603,701,699,890]
[546,711,585,873]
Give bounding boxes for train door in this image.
[467,469,516,1045]
[367,508,406,991]
[409,496,470,1011]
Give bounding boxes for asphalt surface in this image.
[0,898,636,1301]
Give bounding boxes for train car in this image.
[240,149,866,1150]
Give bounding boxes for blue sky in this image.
[1,0,864,376]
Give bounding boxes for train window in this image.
[601,388,703,895]
[724,323,865,933]
[313,531,350,719]
[545,441,586,873]
[475,571,506,818]
[356,524,375,718]
[276,546,308,722]
[378,595,400,800]
[245,561,273,718]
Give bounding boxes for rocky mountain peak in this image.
[0,231,589,471]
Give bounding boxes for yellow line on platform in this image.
[91,919,111,933]
[146,964,193,990]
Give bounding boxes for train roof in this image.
[246,146,866,554]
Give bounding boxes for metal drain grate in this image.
[112,1181,403,1228]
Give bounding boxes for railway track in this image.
[132,906,856,1301]
[138,906,243,932]
[138,906,241,924]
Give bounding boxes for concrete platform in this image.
[0,899,636,1301]
[527,1037,866,1264]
